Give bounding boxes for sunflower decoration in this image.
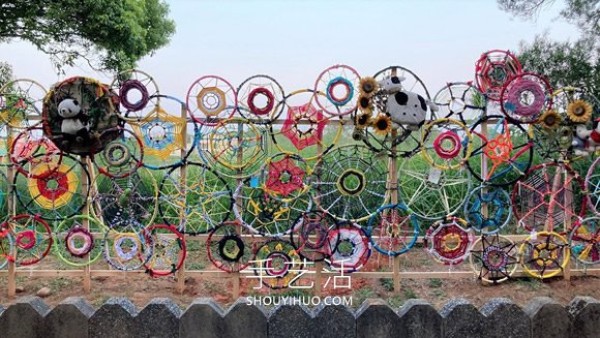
[567,99,593,123]
[357,94,373,114]
[372,114,392,136]
[355,112,372,129]
[359,77,379,97]
[538,109,561,129]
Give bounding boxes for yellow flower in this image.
[355,112,372,129]
[373,114,392,135]
[567,99,593,123]
[538,109,561,129]
[359,77,379,96]
[357,94,373,114]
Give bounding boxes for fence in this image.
[1,60,600,300]
[1,295,599,337]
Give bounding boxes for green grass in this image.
[387,294,404,308]
[428,278,443,288]
[402,287,418,300]
[354,286,376,306]
[515,277,543,291]
[379,278,394,292]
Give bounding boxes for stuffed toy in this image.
[572,120,600,156]
[57,98,89,147]
[378,75,438,129]
[42,76,122,155]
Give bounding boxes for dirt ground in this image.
[2,246,599,311]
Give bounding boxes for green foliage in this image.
[354,286,376,306]
[498,0,600,97]
[428,278,443,288]
[379,278,394,292]
[402,287,417,300]
[517,35,600,96]
[387,294,404,308]
[498,0,600,39]
[0,0,176,72]
[0,61,13,89]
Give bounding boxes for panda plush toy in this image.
[57,98,90,147]
[378,75,438,129]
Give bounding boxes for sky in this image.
[0,0,583,99]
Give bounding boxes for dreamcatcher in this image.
[365,204,419,256]
[91,126,144,178]
[312,144,389,222]
[314,64,361,117]
[500,72,552,123]
[270,89,342,162]
[512,162,586,232]
[467,115,533,186]
[187,75,237,125]
[424,217,474,266]
[10,126,63,179]
[420,118,473,171]
[464,185,512,234]
[103,226,154,271]
[236,75,285,123]
[290,210,339,262]
[474,50,522,101]
[233,176,312,237]
[397,154,472,220]
[111,69,160,122]
[92,167,158,229]
[519,231,570,279]
[197,118,270,178]
[253,239,303,289]
[53,215,106,267]
[159,162,233,234]
[0,79,47,129]
[469,235,518,284]
[0,214,52,266]
[353,66,435,157]
[15,153,89,221]
[130,95,195,169]
[42,76,122,155]
[263,152,312,201]
[143,224,187,277]
[207,221,255,272]
[432,82,486,124]
[569,217,600,265]
[326,222,371,273]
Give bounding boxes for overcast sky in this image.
[0,0,582,99]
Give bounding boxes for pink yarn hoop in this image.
[433,131,462,159]
[505,79,545,117]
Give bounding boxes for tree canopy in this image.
[498,0,600,97]
[516,35,600,95]
[498,0,600,38]
[0,0,176,72]
[0,62,13,89]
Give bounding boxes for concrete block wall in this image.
[1,296,599,337]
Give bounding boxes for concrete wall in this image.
[1,296,599,337]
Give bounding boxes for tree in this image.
[0,62,13,89]
[498,0,600,96]
[517,35,600,95]
[0,0,176,72]
[498,0,600,39]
